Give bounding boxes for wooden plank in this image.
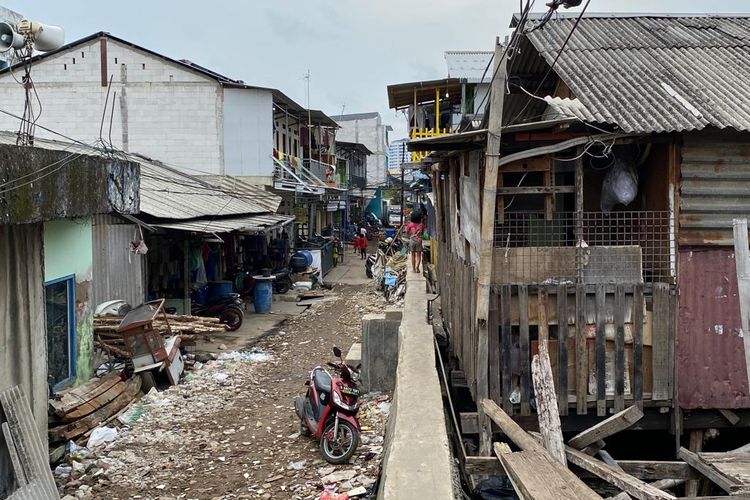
[678,447,737,494]
[61,379,126,422]
[531,340,566,466]
[49,376,141,442]
[596,284,607,416]
[565,446,676,500]
[652,283,671,400]
[538,288,549,343]
[543,170,553,220]
[598,449,625,472]
[2,421,28,487]
[501,285,513,414]
[568,405,645,450]
[480,399,547,455]
[685,425,704,496]
[464,455,503,476]
[496,185,575,195]
[615,284,626,412]
[719,409,741,426]
[577,284,588,414]
[475,40,506,455]
[557,284,569,416]
[489,292,502,404]
[0,386,59,499]
[617,461,699,481]
[633,284,644,409]
[49,372,121,416]
[733,218,750,394]
[519,285,531,416]
[496,447,602,500]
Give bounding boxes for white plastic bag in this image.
[87,426,118,448]
[600,160,638,212]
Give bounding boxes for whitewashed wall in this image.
[223,88,273,180]
[0,37,224,173]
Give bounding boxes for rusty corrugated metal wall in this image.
[0,224,47,496]
[92,215,146,308]
[678,248,750,409]
[680,132,750,246]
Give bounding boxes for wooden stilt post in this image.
[476,38,507,456]
[733,218,750,394]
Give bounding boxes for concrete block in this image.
[345,342,361,366]
[361,313,400,393]
[384,308,403,321]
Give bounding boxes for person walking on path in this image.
[357,234,368,260]
[405,212,426,273]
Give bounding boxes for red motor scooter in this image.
[295,347,362,464]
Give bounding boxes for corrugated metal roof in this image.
[0,132,282,220]
[522,15,750,133]
[152,214,294,234]
[200,175,281,213]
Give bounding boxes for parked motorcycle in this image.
[272,267,293,294]
[191,291,244,332]
[295,347,362,464]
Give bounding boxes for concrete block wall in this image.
[0,37,274,176]
[378,271,454,499]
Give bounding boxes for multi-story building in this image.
[0,32,344,234]
[387,138,408,172]
[333,112,391,189]
[386,50,493,161]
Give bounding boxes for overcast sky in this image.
[7,0,749,140]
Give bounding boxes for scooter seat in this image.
[312,368,332,394]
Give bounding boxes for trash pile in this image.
[51,344,392,500]
[369,250,408,304]
[51,348,270,499]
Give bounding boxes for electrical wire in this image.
[459,0,535,132]
[508,0,591,126]
[0,153,84,195]
[0,146,83,189]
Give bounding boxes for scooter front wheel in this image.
[320,420,359,464]
[220,308,243,332]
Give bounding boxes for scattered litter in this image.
[212,372,229,384]
[87,426,118,448]
[287,459,307,470]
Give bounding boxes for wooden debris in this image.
[719,408,741,426]
[60,379,126,422]
[685,429,705,496]
[49,376,141,442]
[494,441,601,500]
[531,340,566,466]
[568,405,644,450]
[480,399,547,455]
[678,448,750,495]
[49,372,121,416]
[616,460,698,481]
[564,446,675,500]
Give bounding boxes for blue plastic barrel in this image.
[207,281,233,301]
[253,279,273,314]
[299,250,313,267]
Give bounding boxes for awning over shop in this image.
[152,214,295,234]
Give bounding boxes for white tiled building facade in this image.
[0,34,274,178]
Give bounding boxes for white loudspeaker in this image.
[19,20,64,52]
[0,22,24,51]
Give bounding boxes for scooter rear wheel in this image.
[220,308,243,332]
[320,420,358,464]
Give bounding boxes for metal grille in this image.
[493,211,673,284]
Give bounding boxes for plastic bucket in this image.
[253,279,273,314]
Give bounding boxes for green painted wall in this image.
[43,218,94,383]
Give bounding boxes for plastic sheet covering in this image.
[0,224,48,495]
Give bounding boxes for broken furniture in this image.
[117,299,184,386]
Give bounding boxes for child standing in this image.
[405,212,426,273]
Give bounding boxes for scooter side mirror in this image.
[333,346,342,358]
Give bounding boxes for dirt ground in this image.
[59,282,393,500]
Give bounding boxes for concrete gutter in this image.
[378,270,454,499]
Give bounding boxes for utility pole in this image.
[400,160,405,227]
[476,37,507,457]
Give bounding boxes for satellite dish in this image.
[18,19,65,52]
[0,22,24,51]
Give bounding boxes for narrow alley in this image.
[58,263,393,500]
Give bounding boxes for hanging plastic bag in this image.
[600,159,638,213]
[128,225,148,263]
